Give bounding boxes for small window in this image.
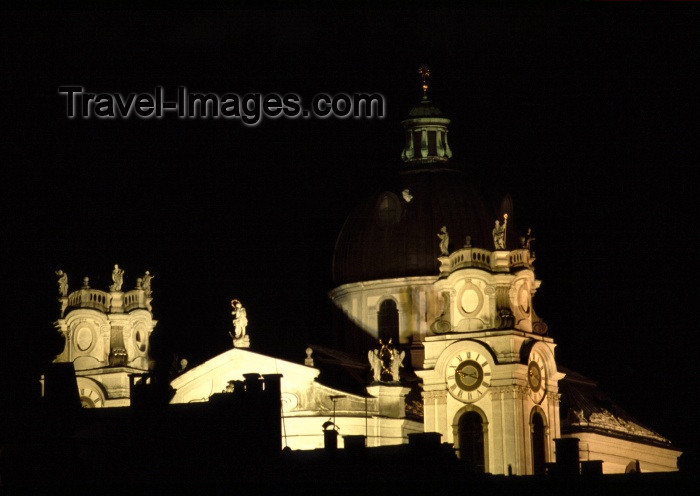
[428,130,437,156]
[375,192,401,227]
[412,131,422,157]
[378,299,399,344]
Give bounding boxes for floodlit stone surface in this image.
[52,269,156,408]
[170,348,422,450]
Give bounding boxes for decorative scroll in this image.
[430,291,452,334]
[494,286,513,329]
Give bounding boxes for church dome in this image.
[332,167,496,285]
[406,98,444,118]
[332,71,524,286]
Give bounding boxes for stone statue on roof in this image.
[524,228,535,252]
[230,299,250,348]
[109,264,124,292]
[389,349,405,382]
[142,270,154,297]
[368,349,382,383]
[55,269,68,297]
[437,225,449,256]
[492,214,508,250]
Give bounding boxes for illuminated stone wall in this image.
[170,348,423,450]
[566,431,681,473]
[53,283,156,408]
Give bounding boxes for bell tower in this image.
[52,265,156,407]
[330,69,566,474]
[415,240,565,475]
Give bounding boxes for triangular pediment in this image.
[171,348,320,404]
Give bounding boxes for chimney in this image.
[323,422,338,453]
[553,438,580,476]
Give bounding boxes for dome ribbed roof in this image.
[332,87,525,286]
[407,98,443,118]
[332,167,496,285]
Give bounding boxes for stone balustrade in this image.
[67,288,111,313]
[65,288,149,313]
[123,289,148,312]
[439,248,535,277]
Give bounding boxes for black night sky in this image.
[2,6,698,460]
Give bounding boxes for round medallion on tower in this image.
[74,322,96,353]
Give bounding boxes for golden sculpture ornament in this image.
[418,65,430,98]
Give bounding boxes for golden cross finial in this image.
[418,65,430,99]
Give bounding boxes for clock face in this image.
[527,351,546,403]
[446,351,492,402]
[79,387,103,408]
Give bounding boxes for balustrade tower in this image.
[52,267,156,407]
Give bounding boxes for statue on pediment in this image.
[230,299,250,348]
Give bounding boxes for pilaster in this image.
[421,389,447,435]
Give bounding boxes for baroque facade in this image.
[49,82,681,475]
[51,268,155,408]
[328,89,564,475]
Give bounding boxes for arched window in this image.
[458,411,485,474]
[376,192,401,227]
[377,299,399,344]
[531,411,546,475]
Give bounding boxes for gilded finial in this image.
[418,65,430,99]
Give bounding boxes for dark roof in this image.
[559,367,675,448]
[406,98,444,118]
[332,167,520,285]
